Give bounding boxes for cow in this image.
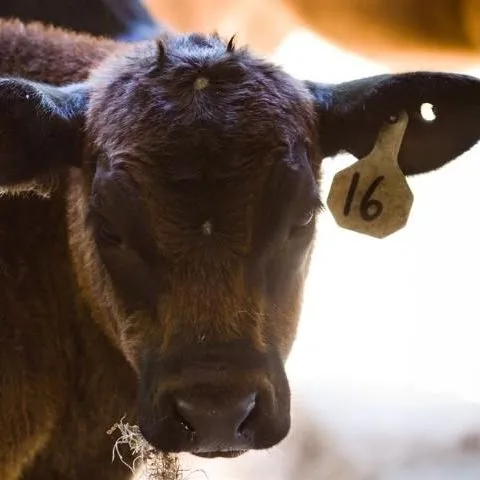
[0,0,162,42]
[0,18,479,480]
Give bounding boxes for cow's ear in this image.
[0,77,88,187]
[307,72,480,176]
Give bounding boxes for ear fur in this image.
[307,72,480,175]
[0,78,88,194]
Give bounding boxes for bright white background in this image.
[174,30,480,480]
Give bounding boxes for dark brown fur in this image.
[0,21,138,480]
[0,18,479,480]
[0,20,118,83]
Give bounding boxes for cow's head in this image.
[0,33,478,457]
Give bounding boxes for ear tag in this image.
[326,111,413,239]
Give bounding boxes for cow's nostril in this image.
[173,392,257,452]
[237,394,257,435]
[173,404,196,434]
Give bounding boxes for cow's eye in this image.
[88,208,124,248]
[297,209,315,227]
[290,208,315,236]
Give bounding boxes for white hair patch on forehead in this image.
[202,220,213,236]
[194,77,209,90]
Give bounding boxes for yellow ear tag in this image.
[326,111,413,239]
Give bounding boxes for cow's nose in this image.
[173,392,257,454]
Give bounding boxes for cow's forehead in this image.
[87,34,316,162]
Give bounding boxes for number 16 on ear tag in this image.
[327,111,413,239]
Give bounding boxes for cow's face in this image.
[83,35,320,455]
[81,36,320,455]
[0,32,478,458]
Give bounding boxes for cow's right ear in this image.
[0,77,88,187]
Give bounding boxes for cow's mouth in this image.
[192,450,247,459]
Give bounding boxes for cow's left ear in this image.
[0,77,88,187]
[306,72,480,175]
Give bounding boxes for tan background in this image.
[145,0,480,70]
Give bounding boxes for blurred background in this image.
[4,1,480,478]
[145,0,480,70]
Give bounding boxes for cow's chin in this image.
[191,450,247,459]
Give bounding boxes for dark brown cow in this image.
[0,19,479,479]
